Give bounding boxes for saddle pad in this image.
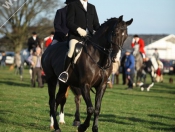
[73,47,83,64]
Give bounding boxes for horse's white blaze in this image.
[50,116,54,126]
[59,112,65,123]
[122,32,125,36]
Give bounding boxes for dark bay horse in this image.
[41,16,133,132]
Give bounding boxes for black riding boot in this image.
[58,56,71,83]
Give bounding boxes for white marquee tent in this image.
[145,34,175,60]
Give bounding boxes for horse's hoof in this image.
[73,121,81,126]
[59,122,65,125]
[78,124,87,132]
[55,129,61,132]
[92,126,98,132]
[50,126,54,130]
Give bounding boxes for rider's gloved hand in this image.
[77,27,87,37]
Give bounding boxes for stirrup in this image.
[58,71,69,83]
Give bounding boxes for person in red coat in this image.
[131,35,146,60]
[44,31,54,48]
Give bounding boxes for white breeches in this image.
[67,39,79,58]
[142,53,146,59]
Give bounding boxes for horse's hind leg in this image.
[92,83,107,132]
[55,82,69,124]
[48,76,61,132]
[70,86,82,126]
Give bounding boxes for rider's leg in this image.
[142,53,146,61]
[67,39,79,58]
[58,39,78,83]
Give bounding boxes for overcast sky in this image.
[60,0,175,34]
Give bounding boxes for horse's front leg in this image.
[56,83,69,124]
[78,84,94,132]
[92,83,107,132]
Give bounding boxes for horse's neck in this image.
[135,53,143,70]
[84,33,110,67]
[92,30,109,48]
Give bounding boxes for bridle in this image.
[84,20,127,70]
[108,22,127,50]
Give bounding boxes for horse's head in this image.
[109,15,133,58]
[90,16,133,67]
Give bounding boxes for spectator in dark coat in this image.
[51,0,78,45]
[1,51,6,68]
[124,50,135,89]
[27,32,40,52]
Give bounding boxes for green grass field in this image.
[0,67,175,132]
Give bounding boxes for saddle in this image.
[72,42,84,64]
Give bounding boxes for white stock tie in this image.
[83,2,87,11]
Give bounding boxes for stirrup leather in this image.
[58,71,69,83]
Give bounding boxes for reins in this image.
[84,38,112,70]
[83,20,121,70]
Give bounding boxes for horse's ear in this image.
[126,18,133,26]
[118,15,123,22]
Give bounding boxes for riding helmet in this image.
[65,0,77,4]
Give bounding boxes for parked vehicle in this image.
[169,60,175,74]
[160,59,175,74]
[5,51,15,65]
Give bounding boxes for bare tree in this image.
[0,0,62,52]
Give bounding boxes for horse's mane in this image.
[100,17,118,28]
[95,17,118,36]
